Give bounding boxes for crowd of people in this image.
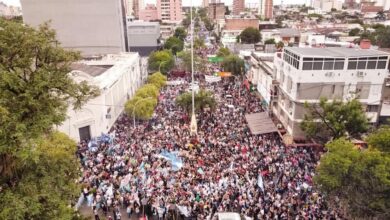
[76,76,344,219]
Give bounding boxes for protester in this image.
[77,44,343,220]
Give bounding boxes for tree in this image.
[182,16,191,28]
[225,6,230,15]
[217,47,231,57]
[376,26,390,48]
[194,37,205,49]
[0,19,98,178]
[276,41,285,49]
[147,72,167,89]
[222,55,245,77]
[164,36,184,55]
[366,126,390,153]
[0,132,83,219]
[125,96,158,120]
[198,8,208,20]
[315,138,390,219]
[148,50,175,74]
[204,18,214,32]
[331,8,337,12]
[177,50,207,73]
[174,27,187,41]
[176,89,216,114]
[135,84,159,99]
[348,27,361,36]
[300,98,369,144]
[264,38,276,44]
[239,27,261,44]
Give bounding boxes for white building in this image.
[21,0,128,57]
[273,47,390,137]
[58,53,144,141]
[221,30,241,50]
[312,0,343,12]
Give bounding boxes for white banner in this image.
[205,75,221,83]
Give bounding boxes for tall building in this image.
[133,0,145,19]
[125,0,134,17]
[272,47,390,137]
[313,0,343,12]
[259,0,273,19]
[157,0,183,22]
[139,4,158,21]
[127,21,161,56]
[233,0,245,15]
[202,0,209,8]
[208,1,226,20]
[21,0,128,57]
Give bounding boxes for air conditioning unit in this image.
[357,71,364,77]
[325,72,334,77]
[105,114,111,119]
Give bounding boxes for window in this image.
[367,105,379,112]
[323,61,334,70]
[357,58,367,69]
[303,62,312,70]
[334,61,344,70]
[348,61,357,70]
[377,61,387,69]
[313,61,323,70]
[367,60,377,69]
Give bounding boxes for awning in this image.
[245,112,278,135]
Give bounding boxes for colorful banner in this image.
[205,75,221,83]
[218,72,232,77]
[208,56,224,63]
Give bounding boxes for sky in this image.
[2,0,311,7]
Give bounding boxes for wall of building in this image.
[208,3,226,20]
[127,22,160,56]
[224,18,259,31]
[21,0,127,57]
[139,4,158,21]
[157,0,183,22]
[232,0,245,15]
[57,54,143,141]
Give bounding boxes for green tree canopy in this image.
[222,55,245,77]
[0,132,83,219]
[135,83,159,99]
[204,18,215,32]
[276,41,285,49]
[148,50,175,74]
[264,38,276,44]
[176,89,216,114]
[376,26,390,48]
[315,138,390,219]
[174,27,187,41]
[194,37,205,49]
[147,72,167,89]
[177,50,207,73]
[216,47,231,57]
[239,27,261,44]
[348,27,361,36]
[0,19,99,219]
[125,96,158,120]
[367,126,390,153]
[300,98,369,144]
[164,36,184,55]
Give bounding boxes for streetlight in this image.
[189,0,197,135]
[132,97,155,127]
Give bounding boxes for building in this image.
[259,0,273,19]
[261,28,300,45]
[202,0,209,8]
[233,0,245,15]
[376,0,390,10]
[0,2,22,18]
[272,47,390,137]
[224,17,259,30]
[208,1,226,21]
[127,21,161,56]
[157,0,183,22]
[133,0,145,19]
[21,0,128,57]
[139,4,159,21]
[312,0,342,12]
[125,0,134,17]
[221,30,241,50]
[58,53,144,141]
[344,0,356,9]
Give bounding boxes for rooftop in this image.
[286,47,390,57]
[70,63,110,77]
